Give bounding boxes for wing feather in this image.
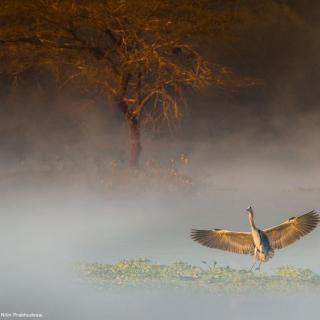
[191,229,254,255]
[264,210,320,249]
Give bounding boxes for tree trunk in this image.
[127,114,142,167]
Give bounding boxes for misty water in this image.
[1,142,319,319]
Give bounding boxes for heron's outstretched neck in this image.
[249,213,257,230]
[247,207,257,230]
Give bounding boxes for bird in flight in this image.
[191,206,320,270]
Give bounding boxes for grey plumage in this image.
[191,207,320,269]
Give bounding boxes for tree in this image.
[0,0,295,166]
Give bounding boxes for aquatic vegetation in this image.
[77,258,320,292]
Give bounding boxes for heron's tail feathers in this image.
[255,249,274,262]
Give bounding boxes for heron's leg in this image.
[249,259,257,271]
[249,261,256,272]
[249,255,256,272]
[255,261,262,271]
[249,248,258,271]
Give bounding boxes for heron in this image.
[191,206,320,270]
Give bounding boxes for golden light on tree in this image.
[0,0,277,166]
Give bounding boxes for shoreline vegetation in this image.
[77,258,320,292]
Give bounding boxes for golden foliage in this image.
[0,0,298,128]
[0,0,273,128]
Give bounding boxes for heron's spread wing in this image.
[191,229,254,255]
[264,210,320,250]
